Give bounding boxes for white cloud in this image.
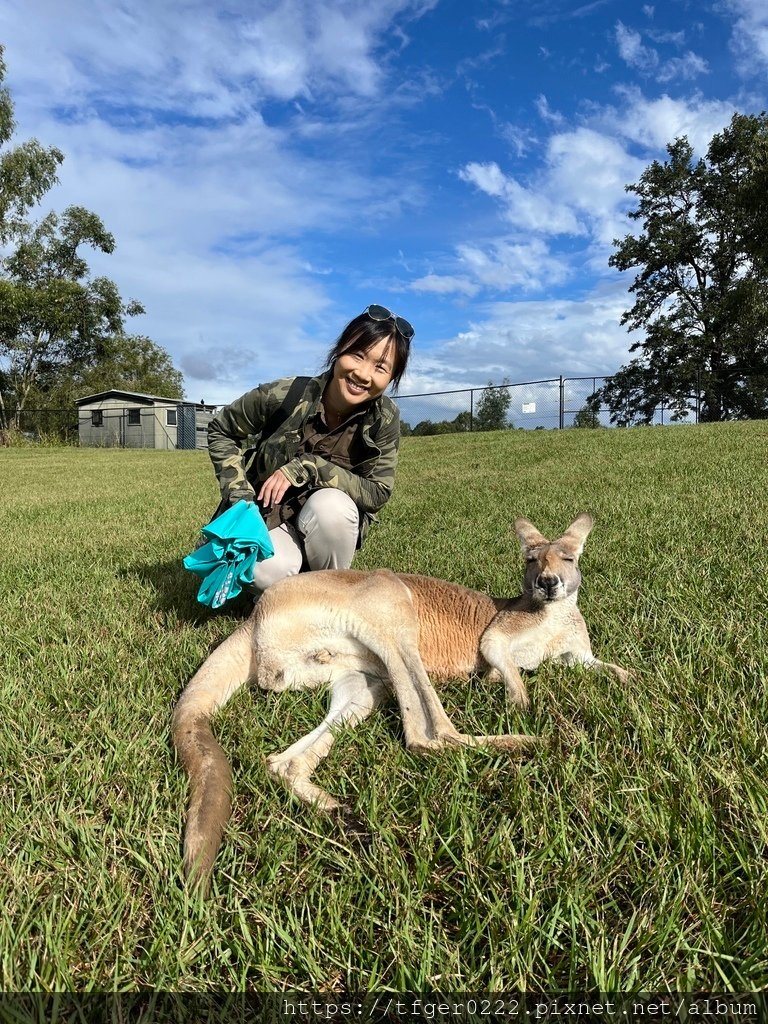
[657,51,709,82]
[459,162,584,236]
[535,94,566,126]
[648,29,686,46]
[615,21,708,82]
[0,0,439,403]
[456,238,571,292]
[398,279,639,403]
[545,127,644,244]
[1,0,437,117]
[456,125,642,261]
[500,122,539,157]
[616,22,659,74]
[436,86,736,315]
[409,274,480,296]
[407,237,571,298]
[601,87,739,154]
[726,0,768,74]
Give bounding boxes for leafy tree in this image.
[0,46,147,429]
[410,411,474,436]
[744,116,768,272]
[0,209,146,423]
[475,379,513,431]
[28,334,185,408]
[0,48,62,243]
[572,403,601,428]
[412,418,452,436]
[399,420,413,437]
[596,113,768,425]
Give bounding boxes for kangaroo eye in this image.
[526,555,537,563]
[562,556,575,562]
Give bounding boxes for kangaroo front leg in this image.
[480,631,530,709]
[384,646,539,756]
[266,671,387,812]
[578,654,632,685]
[560,648,632,685]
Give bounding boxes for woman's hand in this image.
[258,468,292,508]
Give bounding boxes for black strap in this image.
[261,375,311,439]
[242,375,311,487]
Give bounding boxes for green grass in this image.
[2,422,767,991]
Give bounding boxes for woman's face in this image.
[328,337,395,412]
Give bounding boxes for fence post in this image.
[559,376,565,429]
[696,369,701,424]
[470,389,474,432]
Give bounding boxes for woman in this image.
[206,304,413,592]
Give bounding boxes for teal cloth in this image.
[183,500,275,608]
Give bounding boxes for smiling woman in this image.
[205,305,413,593]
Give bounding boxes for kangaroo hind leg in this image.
[266,670,388,812]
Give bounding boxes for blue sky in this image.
[1,0,766,424]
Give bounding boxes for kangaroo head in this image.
[513,513,593,604]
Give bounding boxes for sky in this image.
[1,0,767,425]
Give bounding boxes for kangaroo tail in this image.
[172,615,256,890]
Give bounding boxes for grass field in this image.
[2,422,768,991]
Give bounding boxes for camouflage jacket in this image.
[206,372,401,543]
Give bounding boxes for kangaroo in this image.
[173,513,629,889]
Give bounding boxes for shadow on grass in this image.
[122,557,254,623]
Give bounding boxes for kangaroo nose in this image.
[537,574,560,596]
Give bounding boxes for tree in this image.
[596,113,768,424]
[412,418,453,435]
[0,49,63,243]
[744,116,768,272]
[572,403,601,428]
[0,208,146,423]
[29,334,185,408]
[0,47,148,429]
[475,379,513,431]
[409,411,474,436]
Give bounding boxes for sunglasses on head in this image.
[365,304,415,341]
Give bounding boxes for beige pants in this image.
[251,489,360,592]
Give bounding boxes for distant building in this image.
[75,390,217,450]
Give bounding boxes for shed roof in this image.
[75,389,180,406]
[74,389,216,409]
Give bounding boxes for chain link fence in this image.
[395,375,700,432]
[1,407,80,442]
[1,403,210,448]
[6,370,756,445]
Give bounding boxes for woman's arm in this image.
[206,385,276,503]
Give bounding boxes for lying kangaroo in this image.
[173,513,629,888]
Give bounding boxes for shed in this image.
[75,390,217,450]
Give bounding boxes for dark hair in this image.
[323,312,412,393]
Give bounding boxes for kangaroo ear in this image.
[560,513,594,556]
[514,518,548,552]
